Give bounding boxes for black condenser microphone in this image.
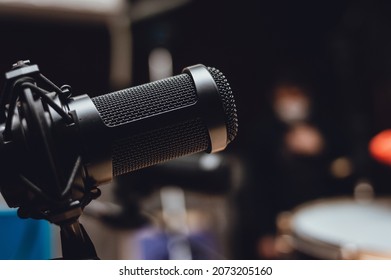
[0,61,238,259]
[67,64,238,184]
[0,63,238,210]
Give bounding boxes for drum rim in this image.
[283,196,391,259]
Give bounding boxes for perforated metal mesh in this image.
[91,66,238,175]
[207,67,238,143]
[91,74,196,127]
[112,119,209,175]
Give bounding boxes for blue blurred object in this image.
[0,208,53,260]
[138,226,221,260]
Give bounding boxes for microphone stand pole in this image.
[59,220,98,260]
[48,201,99,260]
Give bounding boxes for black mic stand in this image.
[0,60,100,260]
[50,199,99,260]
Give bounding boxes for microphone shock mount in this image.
[0,60,100,259]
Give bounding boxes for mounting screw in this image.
[12,60,31,68]
[60,84,73,100]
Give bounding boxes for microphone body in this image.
[0,64,237,196]
[66,64,238,184]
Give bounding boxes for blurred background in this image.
[2,0,391,260]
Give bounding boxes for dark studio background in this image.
[131,0,391,259]
[1,0,391,260]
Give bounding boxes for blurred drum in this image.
[276,197,391,259]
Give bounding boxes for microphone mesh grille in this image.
[207,67,238,143]
[92,74,197,127]
[90,66,238,176]
[112,119,209,176]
